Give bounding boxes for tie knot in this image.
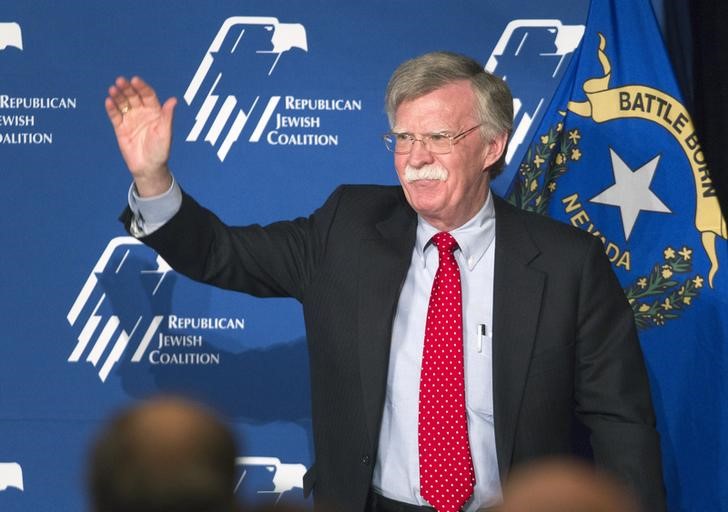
[431,231,458,255]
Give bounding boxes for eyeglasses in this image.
[382,124,483,154]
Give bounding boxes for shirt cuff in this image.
[127,177,182,237]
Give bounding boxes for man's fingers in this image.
[131,76,160,107]
[108,78,132,113]
[116,76,143,109]
[105,75,172,131]
[161,97,178,126]
[104,96,123,128]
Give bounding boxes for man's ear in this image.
[481,131,509,171]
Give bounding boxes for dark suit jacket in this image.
[125,184,665,511]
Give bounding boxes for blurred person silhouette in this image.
[499,457,641,512]
[250,504,315,512]
[250,503,342,512]
[88,396,241,512]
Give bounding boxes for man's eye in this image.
[428,133,449,142]
[395,133,414,142]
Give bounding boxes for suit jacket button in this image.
[361,455,370,465]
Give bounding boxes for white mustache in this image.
[404,164,449,182]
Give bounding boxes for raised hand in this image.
[105,76,177,197]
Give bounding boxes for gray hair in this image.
[385,51,513,175]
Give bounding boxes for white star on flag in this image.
[589,148,671,240]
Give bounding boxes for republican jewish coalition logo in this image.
[67,238,237,382]
[66,237,172,382]
[184,17,308,161]
[235,457,306,504]
[486,19,584,166]
[183,17,361,161]
[0,462,23,492]
[0,22,23,51]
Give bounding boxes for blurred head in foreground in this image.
[88,396,239,512]
[500,458,641,512]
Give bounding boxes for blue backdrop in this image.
[3,2,724,511]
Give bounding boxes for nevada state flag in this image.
[505,0,728,510]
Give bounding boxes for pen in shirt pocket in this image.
[477,323,488,353]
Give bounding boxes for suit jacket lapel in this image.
[354,195,547,472]
[358,199,417,445]
[492,197,545,477]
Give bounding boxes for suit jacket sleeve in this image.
[574,235,666,511]
[120,187,345,301]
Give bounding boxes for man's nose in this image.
[407,139,435,168]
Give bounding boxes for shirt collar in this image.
[414,191,496,271]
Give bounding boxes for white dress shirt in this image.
[126,178,181,237]
[372,192,500,510]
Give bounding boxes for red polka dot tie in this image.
[418,232,475,512]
